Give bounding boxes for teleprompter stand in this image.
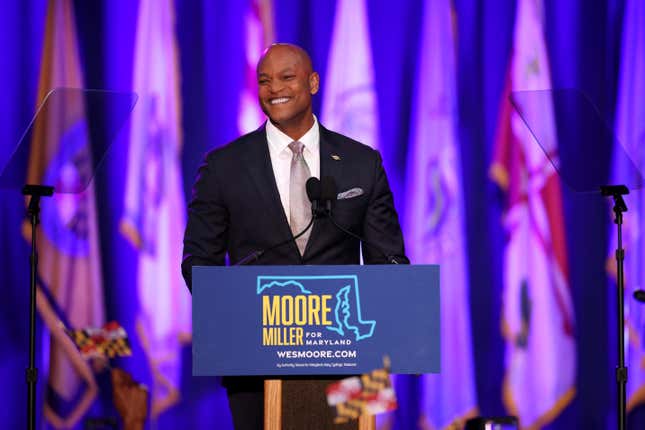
[510,89,645,430]
[0,88,137,429]
[601,184,629,430]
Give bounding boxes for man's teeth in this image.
[270,97,289,105]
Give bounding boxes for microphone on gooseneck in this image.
[320,176,402,264]
[235,177,321,266]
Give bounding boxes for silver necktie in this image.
[288,141,312,256]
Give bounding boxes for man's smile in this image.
[269,97,291,105]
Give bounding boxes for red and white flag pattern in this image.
[490,0,576,427]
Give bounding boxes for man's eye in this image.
[283,75,295,80]
[258,80,268,85]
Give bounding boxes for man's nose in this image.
[268,80,285,93]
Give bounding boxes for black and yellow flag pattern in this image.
[66,321,132,359]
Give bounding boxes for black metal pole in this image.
[26,195,39,430]
[22,184,53,430]
[601,184,629,430]
[27,204,38,430]
[615,207,627,430]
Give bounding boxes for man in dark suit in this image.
[182,43,407,430]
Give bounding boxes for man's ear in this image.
[309,72,320,95]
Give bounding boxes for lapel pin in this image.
[331,154,341,161]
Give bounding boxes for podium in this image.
[192,264,440,429]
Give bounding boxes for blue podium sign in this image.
[192,265,440,376]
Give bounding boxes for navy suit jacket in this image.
[181,122,408,289]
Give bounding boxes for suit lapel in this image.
[319,125,343,182]
[242,125,299,255]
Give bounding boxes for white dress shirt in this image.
[266,116,320,224]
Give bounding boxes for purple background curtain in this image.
[0,0,637,428]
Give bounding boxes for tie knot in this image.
[288,141,305,155]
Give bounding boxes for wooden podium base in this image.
[265,379,375,430]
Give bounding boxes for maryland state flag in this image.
[120,0,191,418]
[490,0,576,427]
[28,0,105,426]
[66,321,132,360]
[326,362,397,423]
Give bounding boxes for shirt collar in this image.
[266,115,320,155]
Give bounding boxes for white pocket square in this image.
[337,187,364,200]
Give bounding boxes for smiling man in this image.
[257,44,319,140]
[182,43,407,430]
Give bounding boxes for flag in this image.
[66,321,132,359]
[238,0,274,134]
[321,0,379,149]
[612,0,645,412]
[25,0,104,425]
[120,0,191,418]
[404,0,478,428]
[490,0,576,427]
[28,0,105,426]
[326,363,397,423]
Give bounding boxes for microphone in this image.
[306,177,322,217]
[320,175,336,215]
[235,178,321,266]
[306,176,336,217]
[320,176,403,264]
[634,290,645,303]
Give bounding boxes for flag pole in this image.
[600,184,629,430]
[22,184,54,430]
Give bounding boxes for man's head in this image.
[257,43,320,139]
